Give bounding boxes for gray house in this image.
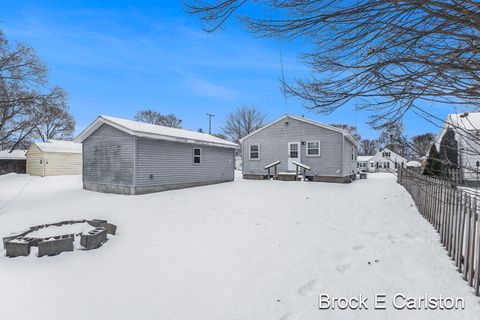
[76,116,238,194]
[240,115,358,183]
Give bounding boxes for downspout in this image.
[133,136,138,195]
[341,134,345,177]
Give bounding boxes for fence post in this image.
[457,192,466,271]
[469,197,477,287]
[464,195,472,281]
[474,197,480,296]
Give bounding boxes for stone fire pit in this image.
[2,219,117,258]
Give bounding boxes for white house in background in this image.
[26,140,82,177]
[357,155,375,172]
[369,148,407,172]
[437,112,480,186]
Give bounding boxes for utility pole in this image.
[206,113,215,134]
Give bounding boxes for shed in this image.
[0,150,26,174]
[240,115,358,183]
[76,115,239,195]
[26,140,82,176]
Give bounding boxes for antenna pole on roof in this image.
[206,113,215,134]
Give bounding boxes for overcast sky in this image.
[2,0,464,139]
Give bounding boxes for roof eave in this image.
[76,116,239,149]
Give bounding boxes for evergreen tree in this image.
[424,144,441,177]
[439,128,458,177]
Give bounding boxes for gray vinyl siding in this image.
[136,138,234,187]
[241,116,347,177]
[342,138,357,176]
[83,124,135,186]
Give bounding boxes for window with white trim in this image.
[249,144,260,160]
[193,148,202,164]
[306,141,320,156]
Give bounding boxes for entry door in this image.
[288,142,300,171]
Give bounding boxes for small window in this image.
[250,144,260,160]
[382,151,391,158]
[371,162,374,168]
[306,141,320,156]
[193,148,202,164]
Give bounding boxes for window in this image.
[249,144,260,160]
[382,151,391,158]
[306,141,320,156]
[193,148,202,164]
[371,162,375,168]
[289,144,298,158]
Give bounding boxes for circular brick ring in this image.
[2,219,117,258]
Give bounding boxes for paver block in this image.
[38,234,74,257]
[2,230,31,249]
[87,219,108,228]
[30,224,46,232]
[80,228,107,250]
[99,222,117,235]
[5,237,37,257]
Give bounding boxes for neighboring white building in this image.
[357,155,375,172]
[369,148,408,172]
[437,112,480,186]
[26,140,82,177]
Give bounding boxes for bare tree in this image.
[0,29,47,151]
[134,109,183,128]
[0,29,74,151]
[329,123,361,142]
[34,87,75,142]
[410,133,435,158]
[162,113,183,128]
[359,139,378,156]
[185,1,480,128]
[377,121,407,155]
[222,106,266,143]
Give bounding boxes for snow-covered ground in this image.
[0,172,479,320]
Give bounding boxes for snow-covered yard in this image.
[0,172,479,319]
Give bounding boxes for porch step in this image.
[277,172,306,181]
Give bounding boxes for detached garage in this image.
[0,150,26,174]
[26,140,82,176]
[76,115,238,195]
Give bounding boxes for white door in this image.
[288,142,300,171]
